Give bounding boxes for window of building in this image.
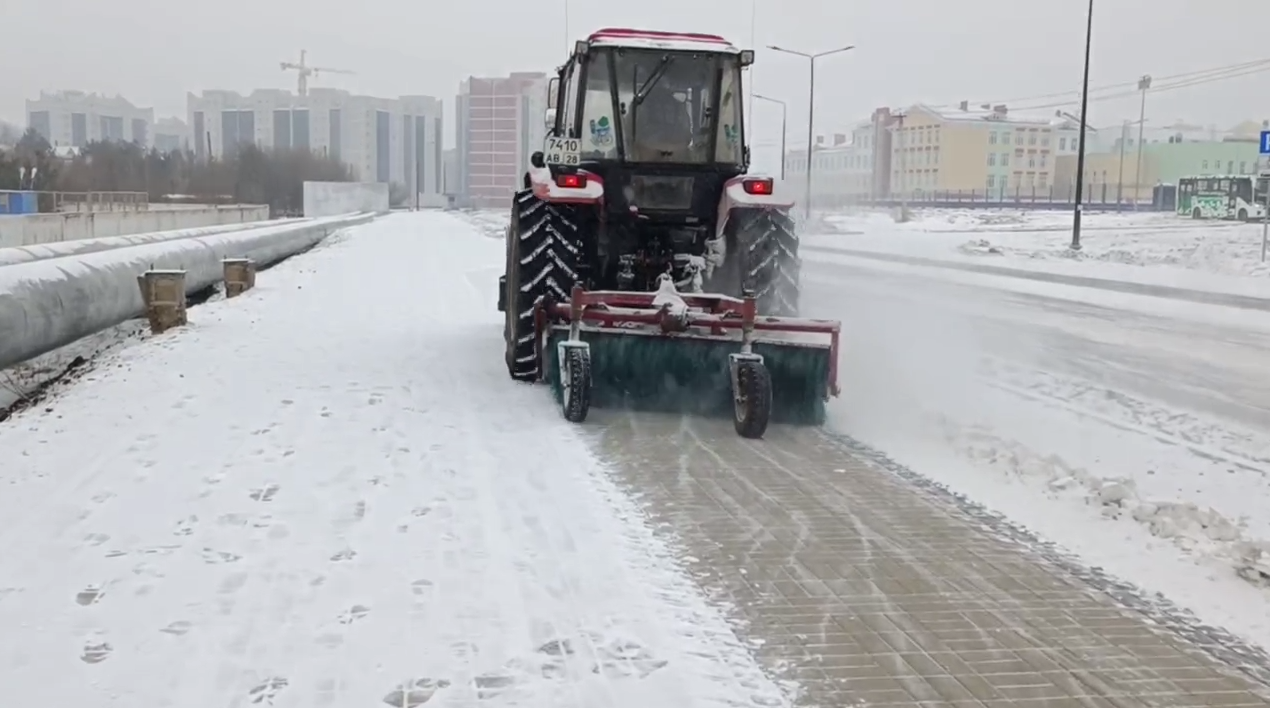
[1029,134,1037,145]
[989,132,997,145]
[1039,174,1049,188]
[1241,161,1248,173]
[1041,136,1050,147]
[988,175,996,188]
[1001,153,1009,167]
[1059,137,1067,150]
[1028,157,1035,168]
[1202,160,1208,170]
[1040,155,1047,168]
[1015,133,1024,146]
[988,153,996,166]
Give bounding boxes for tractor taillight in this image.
[555,173,587,189]
[741,178,773,195]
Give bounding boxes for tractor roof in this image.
[586,27,741,54]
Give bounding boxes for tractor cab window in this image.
[580,51,618,160]
[614,50,719,164]
[714,62,744,165]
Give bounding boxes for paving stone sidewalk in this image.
[596,414,1270,708]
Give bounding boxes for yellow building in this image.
[890,104,1073,199]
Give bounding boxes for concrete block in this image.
[222,258,257,298]
[137,269,188,334]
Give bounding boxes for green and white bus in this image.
[1176,175,1268,221]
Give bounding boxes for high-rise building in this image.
[187,88,445,202]
[455,72,549,208]
[25,90,155,148]
[153,117,190,153]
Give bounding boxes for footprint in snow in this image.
[329,548,357,562]
[337,604,370,625]
[82,533,110,546]
[382,678,450,707]
[202,548,242,565]
[80,641,112,664]
[591,637,667,679]
[173,515,198,536]
[76,585,105,606]
[249,676,289,705]
[249,483,280,502]
[472,673,516,699]
[160,620,193,636]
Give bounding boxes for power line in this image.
[1005,62,1270,113]
[927,57,1270,112]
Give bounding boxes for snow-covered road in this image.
[0,214,787,707]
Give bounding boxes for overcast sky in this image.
[2,0,1266,149]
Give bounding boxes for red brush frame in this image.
[533,284,842,399]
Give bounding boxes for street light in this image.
[767,43,855,223]
[753,93,787,179]
[1070,0,1094,250]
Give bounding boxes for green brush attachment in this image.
[545,327,829,425]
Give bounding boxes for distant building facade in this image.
[26,90,155,148]
[454,72,549,208]
[153,117,190,153]
[187,88,445,201]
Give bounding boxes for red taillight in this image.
[555,173,587,189]
[741,178,773,195]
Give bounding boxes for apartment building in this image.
[783,127,876,207]
[454,72,549,208]
[26,90,154,148]
[187,88,445,201]
[889,103,1071,200]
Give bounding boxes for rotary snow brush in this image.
[535,280,841,438]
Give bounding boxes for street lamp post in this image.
[753,93,787,179]
[1133,75,1152,210]
[1071,0,1094,250]
[767,43,855,223]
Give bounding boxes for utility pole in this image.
[1070,0,1094,251]
[767,43,855,223]
[1133,74,1151,210]
[753,94,787,179]
[1116,120,1128,210]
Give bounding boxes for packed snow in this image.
[453,206,1270,653]
[0,212,790,707]
[806,207,1270,284]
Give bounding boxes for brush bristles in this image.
[545,330,830,425]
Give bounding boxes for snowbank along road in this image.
[0,211,1268,707]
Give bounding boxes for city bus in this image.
[1175,175,1268,221]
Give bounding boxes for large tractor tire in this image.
[716,207,801,317]
[503,189,582,382]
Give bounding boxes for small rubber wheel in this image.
[1192,207,1202,220]
[1238,208,1249,222]
[733,360,772,439]
[562,346,591,423]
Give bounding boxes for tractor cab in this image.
[543,29,756,201]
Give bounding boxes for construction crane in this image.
[280,50,355,96]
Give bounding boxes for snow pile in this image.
[0,211,792,707]
[453,208,510,240]
[808,208,1270,280]
[954,223,1270,279]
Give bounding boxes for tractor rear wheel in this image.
[716,207,801,317]
[503,189,582,381]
